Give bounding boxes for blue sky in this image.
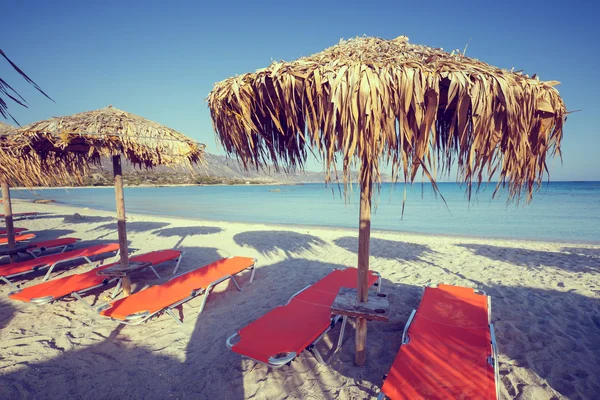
[2,0,598,181]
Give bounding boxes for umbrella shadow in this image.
[152,226,223,248]
[333,236,435,263]
[560,246,600,258]
[61,214,115,224]
[457,244,600,274]
[27,229,77,242]
[233,230,326,258]
[1,251,598,399]
[91,222,170,240]
[0,325,206,400]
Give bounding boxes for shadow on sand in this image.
[457,243,600,274]
[1,240,599,399]
[234,230,326,257]
[91,222,170,240]
[334,236,435,262]
[152,226,223,248]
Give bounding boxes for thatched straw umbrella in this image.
[12,105,204,293]
[1,123,87,258]
[207,35,567,365]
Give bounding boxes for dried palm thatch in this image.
[0,130,87,188]
[208,35,566,201]
[13,105,205,169]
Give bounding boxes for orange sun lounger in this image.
[98,256,257,325]
[24,237,81,257]
[378,284,499,400]
[226,267,381,368]
[0,233,36,245]
[9,249,184,310]
[0,243,120,289]
[0,227,28,235]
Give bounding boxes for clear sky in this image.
[2,0,598,181]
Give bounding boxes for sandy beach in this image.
[0,200,599,399]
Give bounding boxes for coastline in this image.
[10,197,600,246]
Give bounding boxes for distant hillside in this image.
[81,152,349,186]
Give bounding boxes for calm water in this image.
[10,182,600,243]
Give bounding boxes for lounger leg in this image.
[72,292,97,312]
[311,315,347,365]
[165,308,183,326]
[111,279,122,298]
[230,264,256,291]
[249,262,256,284]
[149,266,161,279]
[60,245,68,254]
[172,254,184,275]
[197,289,210,314]
[43,264,58,281]
[0,276,19,291]
[229,276,243,291]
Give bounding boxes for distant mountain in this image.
[82,152,357,186]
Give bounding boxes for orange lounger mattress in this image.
[0,233,36,245]
[9,249,183,304]
[99,256,256,324]
[0,227,28,235]
[380,284,498,400]
[228,267,380,367]
[0,243,119,280]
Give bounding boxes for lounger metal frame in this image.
[226,270,382,369]
[98,257,256,326]
[377,285,500,400]
[26,241,78,258]
[1,249,120,291]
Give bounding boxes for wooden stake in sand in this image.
[112,155,131,295]
[1,181,16,261]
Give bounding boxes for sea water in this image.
[10,182,600,243]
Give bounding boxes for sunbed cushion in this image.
[0,233,36,245]
[233,298,332,363]
[231,267,379,363]
[0,243,119,277]
[381,285,495,400]
[99,256,255,320]
[28,237,80,252]
[9,249,182,303]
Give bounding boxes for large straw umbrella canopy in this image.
[207,35,567,365]
[11,105,204,293]
[1,123,88,255]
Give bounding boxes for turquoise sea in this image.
[10,181,600,243]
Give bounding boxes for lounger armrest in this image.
[402,309,417,344]
[226,332,240,349]
[268,351,297,367]
[490,323,500,400]
[287,285,311,304]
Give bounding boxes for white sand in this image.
[1,200,599,399]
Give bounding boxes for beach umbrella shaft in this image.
[356,164,373,365]
[112,155,131,294]
[1,181,16,261]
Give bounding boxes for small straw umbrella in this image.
[1,124,88,258]
[207,35,567,365]
[12,105,204,293]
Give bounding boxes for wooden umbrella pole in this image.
[1,181,16,254]
[355,165,373,366]
[112,155,131,294]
